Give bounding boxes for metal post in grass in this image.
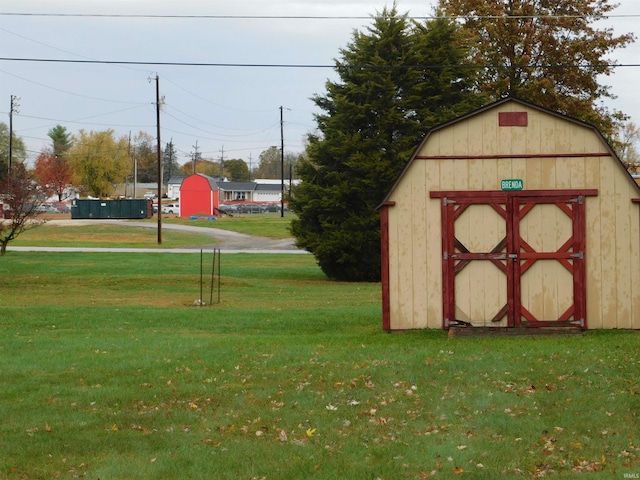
[200,249,204,306]
[217,248,221,304]
[209,249,216,307]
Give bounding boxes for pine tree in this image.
[290,6,482,282]
[163,140,180,184]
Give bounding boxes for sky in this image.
[1,0,639,169]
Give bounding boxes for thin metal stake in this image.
[217,249,221,304]
[209,249,216,307]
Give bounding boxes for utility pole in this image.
[191,140,200,175]
[8,95,19,176]
[280,106,285,217]
[219,145,225,179]
[151,74,163,245]
[248,152,252,181]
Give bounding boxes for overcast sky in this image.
[1,0,639,168]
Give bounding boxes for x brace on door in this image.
[431,189,598,329]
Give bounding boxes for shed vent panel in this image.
[499,111,528,127]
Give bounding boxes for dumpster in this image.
[71,199,153,219]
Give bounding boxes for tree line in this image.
[0,126,302,200]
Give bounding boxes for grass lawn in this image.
[12,212,294,249]
[0,249,639,479]
[11,224,220,249]
[159,212,294,239]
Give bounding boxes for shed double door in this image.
[437,190,595,329]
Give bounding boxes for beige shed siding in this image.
[385,100,640,329]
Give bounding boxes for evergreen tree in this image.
[162,140,180,184]
[47,125,73,158]
[290,6,482,282]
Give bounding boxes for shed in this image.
[179,174,219,217]
[379,97,640,331]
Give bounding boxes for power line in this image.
[1,12,639,20]
[1,56,639,69]
[0,69,149,104]
[0,57,333,68]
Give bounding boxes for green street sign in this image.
[501,179,524,191]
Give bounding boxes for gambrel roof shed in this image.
[179,174,219,217]
[379,97,640,331]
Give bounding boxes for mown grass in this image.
[1,251,639,479]
[11,224,220,249]
[12,212,293,249]
[162,212,294,238]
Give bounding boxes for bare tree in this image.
[0,163,46,256]
[616,122,640,172]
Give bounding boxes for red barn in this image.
[179,174,219,217]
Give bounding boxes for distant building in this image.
[179,174,219,217]
[166,175,188,199]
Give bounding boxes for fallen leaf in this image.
[452,466,464,474]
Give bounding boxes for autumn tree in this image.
[255,147,298,179]
[179,159,219,177]
[68,129,130,198]
[0,163,46,256]
[132,131,158,183]
[34,125,75,200]
[254,147,281,179]
[33,151,73,201]
[224,159,250,182]
[290,7,481,281]
[439,0,635,139]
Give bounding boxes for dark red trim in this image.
[380,205,391,331]
[436,189,597,330]
[431,189,598,199]
[633,198,640,203]
[441,197,453,328]
[418,153,610,160]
